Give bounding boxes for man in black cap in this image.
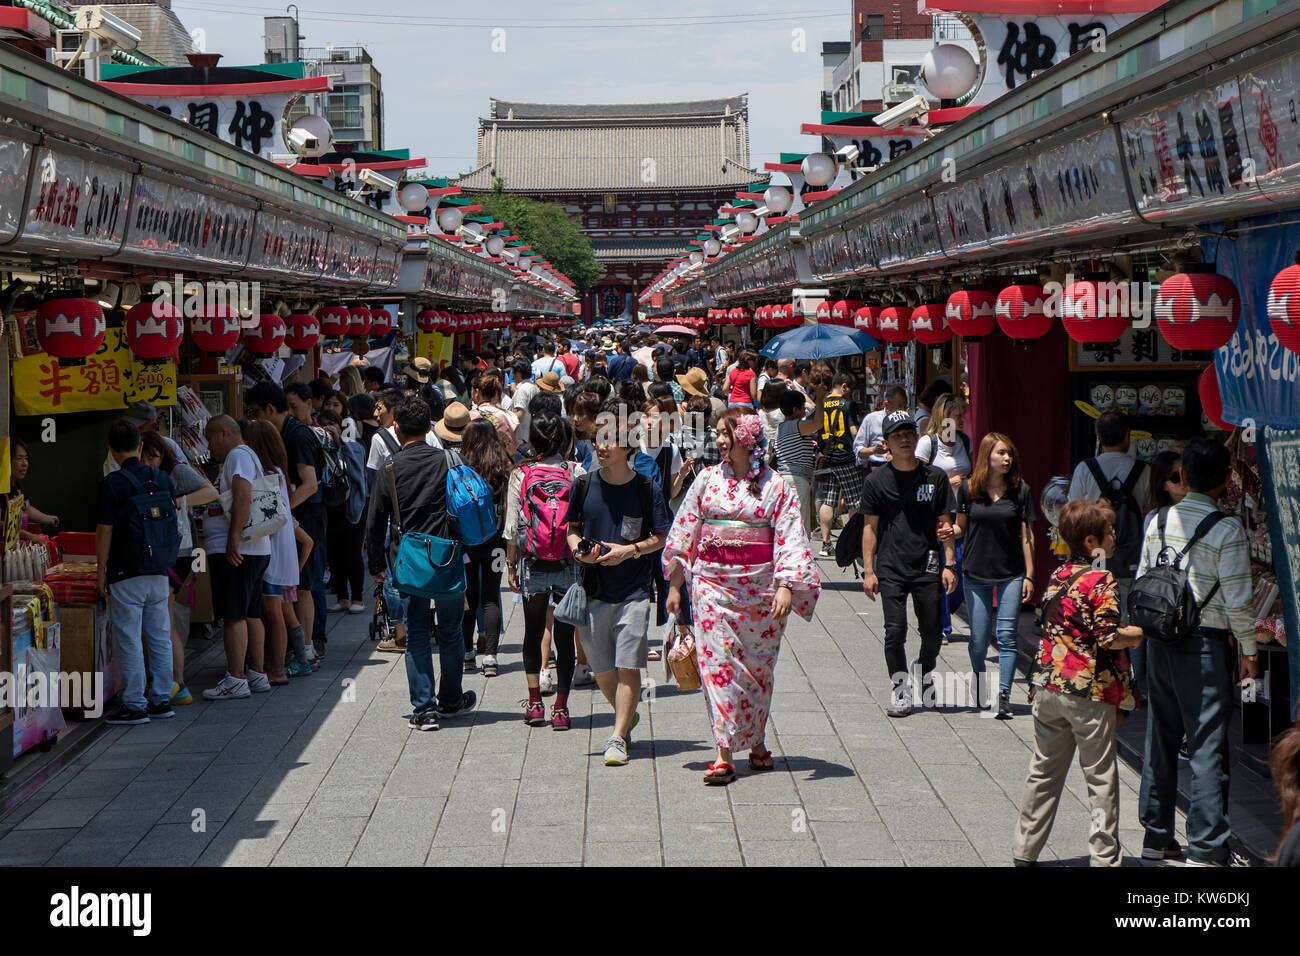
[858,410,958,718]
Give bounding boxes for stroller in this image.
[368,580,397,643]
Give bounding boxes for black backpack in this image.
[1085,458,1146,579]
[117,467,181,574]
[310,425,351,509]
[835,511,865,574]
[1127,509,1227,643]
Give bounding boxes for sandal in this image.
[748,747,775,772]
[647,648,662,661]
[703,761,736,786]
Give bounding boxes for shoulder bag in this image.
[384,459,465,601]
[217,465,288,542]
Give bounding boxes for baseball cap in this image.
[882,410,918,437]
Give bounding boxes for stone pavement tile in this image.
[432,810,510,847]
[771,711,838,737]
[768,692,835,713]
[878,806,965,842]
[45,809,163,865]
[726,773,802,806]
[733,804,813,842]
[510,790,580,827]
[660,819,741,862]
[809,821,900,862]
[740,839,825,866]
[120,823,217,866]
[582,842,662,866]
[87,740,172,770]
[45,768,139,800]
[16,795,115,830]
[160,780,259,826]
[800,797,880,823]
[350,808,439,866]
[899,840,984,866]
[898,738,980,766]
[305,786,383,818]
[584,815,662,844]
[514,773,586,796]
[861,781,942,808]
[426,844,506,866]
[443,788,520,818]
[245,766,327,805]
[271,814,369,866]
[921,763,1005,793]
[0,827,79,865]
[504,823,584,864]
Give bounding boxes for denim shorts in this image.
[521,559,576,600]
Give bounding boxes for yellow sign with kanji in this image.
[416,331,456,369]
[12,328,177,415]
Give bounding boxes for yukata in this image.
[663,464,820,752]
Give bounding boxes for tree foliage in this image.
[467,185,605,293]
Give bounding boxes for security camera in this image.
[358,168,398,191]
[288,128,320,153]
[836,144,860,164]
[875,94,930,128]
[74,6,141,48]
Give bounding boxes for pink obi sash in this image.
[697,519,774,565]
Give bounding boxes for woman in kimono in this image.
[664,408,820,785]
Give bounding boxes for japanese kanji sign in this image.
[144,94,294,160]
[13,328,177,415]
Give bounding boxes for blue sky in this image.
[172,0,846,179]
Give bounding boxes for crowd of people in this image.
[85,326,1299,864]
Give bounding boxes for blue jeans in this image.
[382,528,409,625]
[108,574,172,711]
[940,537,964,632]
[405,596,466,716]
[964,576,1023,696]
[1139,634,1235,862]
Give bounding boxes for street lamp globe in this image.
[764,185,792,214]
[801,152,836,188]
[689,251,703,265]
[703,238,721,256]
[485,235,505,256]
[735,210,758,233]
[920,44,978,101]
[517,255,533,271]
[398,182,429,213]
[436,207,464,233]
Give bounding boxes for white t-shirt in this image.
[366,424,441,472]
[511,380,540,440]
[854,408,890,465]
[715,345,729,369]
[532,356,563,380]
[266,470,299,586]
[915,433,972,478]
[1068,450,1152,510]
[204,444,273,556]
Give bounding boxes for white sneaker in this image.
[202,674,250,701]
[603,735,628,766]
[245,669,272,694]
[348,602,366,614]
[572,664,595,686]
[304,646,317,664]
[539,668,554,695]
[330,601,350,613]
[819,545,832,558]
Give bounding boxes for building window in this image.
[862,13,884,41]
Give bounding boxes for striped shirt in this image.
[775,419,817,478]
[1135,493,1256,653]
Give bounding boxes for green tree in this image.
[467,190,605,292]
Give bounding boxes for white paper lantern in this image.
[764,185,792,214]
[801,152,836,188]
[920,44,978,101]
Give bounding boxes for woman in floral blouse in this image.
[663,409,820,785]
[1012,499,1145,867]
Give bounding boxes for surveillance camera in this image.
[358,168,398,191]
[288,128,320,153]
[875,94,930,128]
[836,144,860,164]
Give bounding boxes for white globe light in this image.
[764,185,792,214]
[486,235,505,256]
[919,44,978,101]
[703,238,721,257]
[689,251,703,265]
[517,256,533,271]
[735,210,758,234]
[436,207,464,233]
[801,152,836,188]
[397,182,429,213]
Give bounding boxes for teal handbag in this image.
[385,460,466,600]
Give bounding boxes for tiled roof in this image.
[589,239,692,261]
[103,4,194,67]
[490,96,748,121]
[452,102,766,193]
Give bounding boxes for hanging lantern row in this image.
[417,310,513,333]
[756,304,801,328]
[510,315,567,332]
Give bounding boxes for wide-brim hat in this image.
[404,356,432,384]
[676,367,708,397]
[435,402,469,443]
[537,372,563,393]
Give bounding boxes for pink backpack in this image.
[520,462,574,563]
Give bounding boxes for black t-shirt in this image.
[282,414,326,521]
[858,462,955,582]
[96,458,176,583]
[957,479,1036,582]
[571,471,672,602]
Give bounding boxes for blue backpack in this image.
[117,466,182,574]
[445,449,497,547]
[340,438,367,524]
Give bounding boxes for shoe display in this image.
[202,674,251,701]
[603,735,629,766]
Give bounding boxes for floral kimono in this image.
[662,463,820,752]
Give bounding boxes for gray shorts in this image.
[581,598,651,673]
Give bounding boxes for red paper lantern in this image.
[945,290,996,339]
[37,296,105,363]
[189,304,241,354]
[1060,280,1128,343]
[284,313,321,352]
[995,285,1054,341]
[853,305,880,334]
[1266,264,1300,355]
[125,300,182,364]
[911,304,952,345]
[416,309,439,333]
[815,300,833,324]
[1198,364,1231,431]
[1154,272,1239,351]
[825,299,858,327]
[348,306,372,337]
[319,305,351,337]
[245,314,286,354]
[875,306,913,343]
[368,306,393,335]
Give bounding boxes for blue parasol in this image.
[759,323,878,360]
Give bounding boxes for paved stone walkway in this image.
[0,558,1194,866]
